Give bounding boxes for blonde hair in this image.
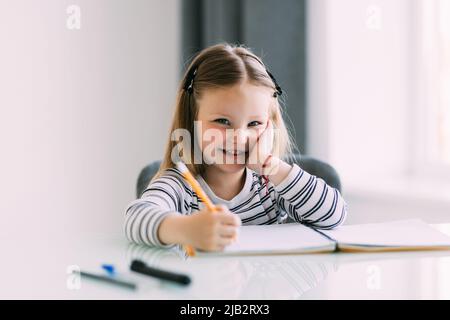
[152,43,297,182]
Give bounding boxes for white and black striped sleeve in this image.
[274,164,348,229]
[123,171,186,247]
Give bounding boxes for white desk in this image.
[3,224,450,299]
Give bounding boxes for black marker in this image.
[130,259,191,286]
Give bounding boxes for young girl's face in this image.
[196,81,273,173]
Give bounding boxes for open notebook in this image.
[201,219,450,256]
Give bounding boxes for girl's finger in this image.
[219,225,239,238]
[215,204,228,212]
[217,236,234,248]
[219,212,241,226]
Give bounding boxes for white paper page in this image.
[207,223,336,255]
[322,219,450,248]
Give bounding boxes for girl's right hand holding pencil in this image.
[184,204,241,252]
[158,204,241,252]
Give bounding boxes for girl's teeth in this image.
[223,149,244,155]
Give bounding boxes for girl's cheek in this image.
[257,125,266,136]
[248,127,264,146]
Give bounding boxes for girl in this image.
[124,43,348,252]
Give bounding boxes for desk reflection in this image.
[126,244,339,299]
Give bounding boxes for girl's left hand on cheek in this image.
[246,119,274,174]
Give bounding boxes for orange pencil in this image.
[176,162,217,257]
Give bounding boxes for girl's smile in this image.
[218,147,248,164]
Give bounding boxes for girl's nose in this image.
[228,128,255,149]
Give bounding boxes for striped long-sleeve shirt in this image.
[124,164,348,247]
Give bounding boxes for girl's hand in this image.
[183,204,241,252]
[246,119,276,175]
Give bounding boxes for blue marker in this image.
[101,264,116,276]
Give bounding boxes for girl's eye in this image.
[214,118,230,125]
[248,121,263,127]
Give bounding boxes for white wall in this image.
[0,0,180,240]
[308,0,411,183]
[307,0,450,224]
